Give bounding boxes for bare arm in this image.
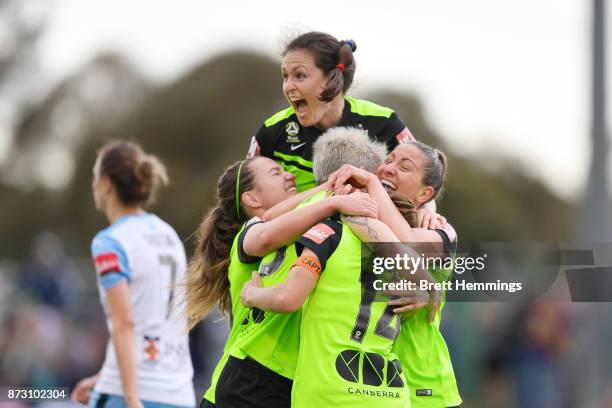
[330,165,450,244]
[106,282,143,408]
[263,184,328,221]
[243,193,377,257]
[241,249,320,313]
[71,372,100,404]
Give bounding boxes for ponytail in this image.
[98,140,169,207]
[184,159,256,329]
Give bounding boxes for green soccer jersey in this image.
[249,96,414,192]
[292,222,411,408]
[228,242,302,379]
[203,219,262,404]
[228,194,343,380]
[394,230,461,407]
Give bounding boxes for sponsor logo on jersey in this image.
[290,142,306,151]
[304,223,335,244]
[94,252,121,275]
[395,127,415,144]
[347,388,401,399]
[285,121,300,143]
[143,335,160,362]
[336,349,404,388]
[416,389,433,397]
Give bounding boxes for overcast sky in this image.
[32,0,612,200]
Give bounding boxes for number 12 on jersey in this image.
[350,268,400,343]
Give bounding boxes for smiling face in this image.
[376,144,435,208]
[281,49,336,128]
[247,157,297,211]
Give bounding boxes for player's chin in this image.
[295,112,316,127]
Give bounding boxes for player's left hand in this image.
[328,164,374,192]
[388,290,429,314]
[241,271,263,307]
[415,208,448,230]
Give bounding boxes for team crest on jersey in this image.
[143,335,160,362]
[285,121,300,143]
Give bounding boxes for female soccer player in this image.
[247,31,415,192]
[185,156,378,408]
[71,141,195,408]
[327,141,463,407]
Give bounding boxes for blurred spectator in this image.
[485,303,573,408]
[20,232,84,312]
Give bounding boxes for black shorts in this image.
[215,356,292,408]
[198,398,215,408]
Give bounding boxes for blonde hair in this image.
[312,126,387,184]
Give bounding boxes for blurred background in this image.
[0,0,611,407]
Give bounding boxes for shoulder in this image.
[91,227,122,255]
[345,96,395,118]
[261,106,296,128]
[301,219,343,245]
[255,106,298,156]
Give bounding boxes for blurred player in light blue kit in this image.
[71,140,195,408]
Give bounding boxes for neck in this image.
[316,95,345,129]
[247,207,266,220]
[105,200,144,225]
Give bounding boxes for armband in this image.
[293,255,322,279]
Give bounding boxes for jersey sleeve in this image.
[247,123,275,159]
[237,217,265,263]
[384,112,415,148]
[296,220,343,272]
[91,232,131,290]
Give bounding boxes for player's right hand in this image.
[125,395,145,408]
[332,192,378,218]
[241,271,263,308]
[71,374,99,405]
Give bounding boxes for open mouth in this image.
[380,179,397,192]
[291,98,308,117]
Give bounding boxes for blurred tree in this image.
[1,54,150,259]
[0,0,51,166]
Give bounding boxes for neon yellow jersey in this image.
[203,219,262,403]
[394,232,461,407]
[228,242,302,379]
[292,222,410,408]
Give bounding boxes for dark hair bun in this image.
[344,39,357,52]
[98,140,168,207]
